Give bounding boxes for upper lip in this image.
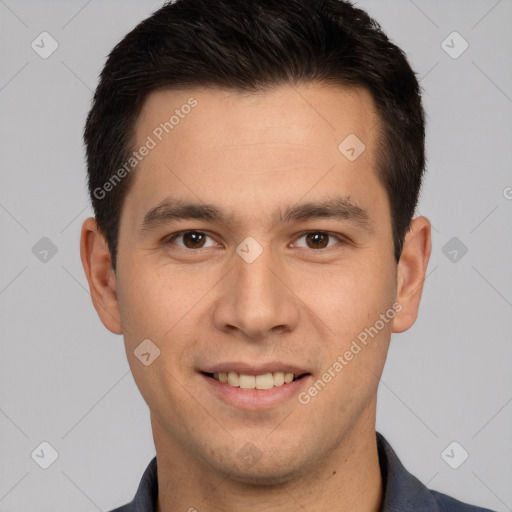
[201,362,310,376]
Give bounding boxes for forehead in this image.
[135,83,379,158]
[125,83,384,227]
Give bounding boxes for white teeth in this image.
[227,371,239,387]
[239,374,256,389]
[273,371,285,386]
[212,371,299,389]
[255,373,274,389]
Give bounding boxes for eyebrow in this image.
[139,196,373,233]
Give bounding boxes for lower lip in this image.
[201,373,312,410]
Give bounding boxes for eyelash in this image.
[163,230,349,251]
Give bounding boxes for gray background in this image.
[1,0,511,510]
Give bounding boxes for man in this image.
[80,0,495,510]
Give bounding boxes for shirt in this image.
[109,432,495,511]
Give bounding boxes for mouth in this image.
[199,363,313,410]
[201,371,310,390]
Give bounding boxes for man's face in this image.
[104,84,406,482]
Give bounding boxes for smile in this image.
[204,371,306,389]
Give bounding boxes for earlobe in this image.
[392,216,432,333]
[80,217,123,334]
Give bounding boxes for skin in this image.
[81,83,431,512]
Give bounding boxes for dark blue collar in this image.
[110,432,494,511]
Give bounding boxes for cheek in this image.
[290,256,396,339]
[116,262,195,340]
[115,264,201,410]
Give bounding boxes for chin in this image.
[225,462,304,487]
[203,447,309,487]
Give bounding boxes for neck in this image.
[153,413,383,512]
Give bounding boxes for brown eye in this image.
[166,230,216,249]
[181,231,206,248]
[304,232,329,249]
[293,231,347,251]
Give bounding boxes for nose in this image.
[211,240,301,342]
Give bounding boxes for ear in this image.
[392,216,432,333]
[80,217,123,334]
